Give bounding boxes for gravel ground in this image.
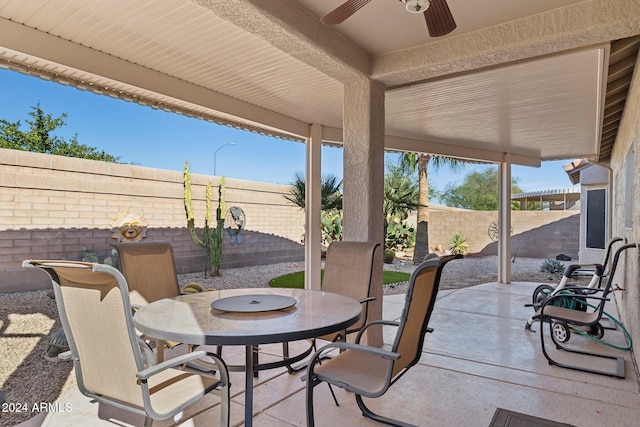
[0,255,558,426]
[178,255,558,294]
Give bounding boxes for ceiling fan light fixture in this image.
[403,0,430,13]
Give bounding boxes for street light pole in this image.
[213,142,236,176]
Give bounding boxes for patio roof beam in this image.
[384,135,542,167]
[318,131,542,166]
[372,0,640,87]
[194,0,371,83]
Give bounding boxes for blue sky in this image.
[0,69,576,195]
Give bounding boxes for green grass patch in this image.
[269,270,411,289]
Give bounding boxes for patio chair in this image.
[286,241,380,375]
[318,240,381,343]
[22,259,230,427]
[305,254,461,427]
[537,242,637,379]
[111,242,182,308]
[525,237,626,331]
[112,241,189,362]
[568,237,624,285]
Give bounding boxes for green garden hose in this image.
[568,302,632,351]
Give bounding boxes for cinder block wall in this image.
[429,206,580,259]
[1,148,581,293]
[1,149,305,292]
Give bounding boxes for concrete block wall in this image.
[0,148,304,292]
[429,206,580,259]
[1,148,581,293]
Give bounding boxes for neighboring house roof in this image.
[563,159,594,185]
[511,188,581,211]
[511,188,581,200]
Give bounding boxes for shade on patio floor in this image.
[19,282,639,427]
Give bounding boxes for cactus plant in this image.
[184,161,225,276]
[385,213,415,251]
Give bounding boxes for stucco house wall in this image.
[609,53,640,370]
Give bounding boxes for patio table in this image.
[133,287,362,427]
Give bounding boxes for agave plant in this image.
[540,259,565,275]
[447,232,469,255]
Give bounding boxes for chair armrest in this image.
[137,350,214,380]
[315,341,401,362]
[344,297,378,335]
[355,320,400,343]
[564,263,603,277]
[555,286,604,296]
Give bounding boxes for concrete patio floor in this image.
[20,281,640,427]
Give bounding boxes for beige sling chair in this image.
[305,254,461,427]
[23,260,230,427]
[113,242,216,363]
[112,242,183,307]
[318,241,381,343]
[285,241,380,376]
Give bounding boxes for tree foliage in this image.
[0,103,121,162]
[438,167,523,210]
[383,164,418,251]
[383,164,419,221]
[284,171,343,210]
[398,152,466,263]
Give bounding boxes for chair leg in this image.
[306,376,320,427]
[355,394,417,427]
[540,318,625,378]
[312,348,340,407]
[327,382,339,407]
[218,373,231,427]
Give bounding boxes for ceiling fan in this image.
[322,0,457,37]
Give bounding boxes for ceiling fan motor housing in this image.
[403,0,430,13]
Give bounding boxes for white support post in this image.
[304,124,323,290]
[498,154,512,284]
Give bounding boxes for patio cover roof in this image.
[0,0,639,167]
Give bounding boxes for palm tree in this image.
[384,164,419,221]
[284,171,342,210]
[399,153,465,264]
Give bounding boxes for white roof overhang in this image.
[0,0,639,166]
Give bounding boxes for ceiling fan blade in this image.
[424,0,457,37]
[321,0,373,25]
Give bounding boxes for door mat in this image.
[489,408,576,427]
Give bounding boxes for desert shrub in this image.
[447,232,469,255]
[540,259,565,275]
[384,249,396,264]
